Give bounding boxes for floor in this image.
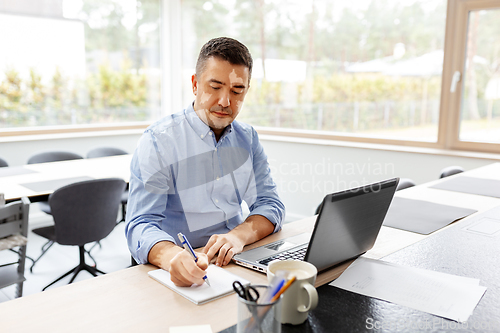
[0,207,132,303]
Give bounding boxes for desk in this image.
[0,155,132,202]
[1,163,500,332]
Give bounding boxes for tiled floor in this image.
[0,207,131,303]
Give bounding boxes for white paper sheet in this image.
[149,265,250,305]
[329,257,487,322]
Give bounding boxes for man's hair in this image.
[196,37,253,82]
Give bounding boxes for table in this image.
[0,155,132,203]
[1,163,500,332]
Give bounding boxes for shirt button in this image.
[215,148,217,152]
[208,132,212,136]
[200,134,204,138]
[216,177,220,181]
[215,199,219,203]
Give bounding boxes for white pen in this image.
[177,232,211,286]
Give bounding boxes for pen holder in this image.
[237,285,282,333]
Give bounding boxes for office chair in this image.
[439,166,464,179]
[86,147,128,159]
[86,147,129,223]
[396,178,416,191]
[0,156,8,167]
[27,151,83,165]
[0,197,30,298]
[32,178,126,291]
[27,151,85,272]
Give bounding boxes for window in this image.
[178,0,500,153]
[181,0,447,144]
[2,0,499,154]
[458,6,500,146]
[0,0,161,132]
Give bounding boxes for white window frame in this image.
[440,0,500,153]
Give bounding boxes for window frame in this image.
[441,0,500,153]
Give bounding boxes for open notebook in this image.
[148,265,250,305]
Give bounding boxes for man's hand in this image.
[169,249,209,287]
[203,233,245,266]
[202,214,275,266]
[148,241,209,287]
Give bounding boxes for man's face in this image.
[192,57,250,137]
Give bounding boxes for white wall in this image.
[0,131,143,166]
[1,132,498,222]
[259,137,499,221]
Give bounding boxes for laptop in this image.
[233,178,399,273]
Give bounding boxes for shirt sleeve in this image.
[245,128,285,233]
[124,131,176,264]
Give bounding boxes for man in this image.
[125,37,285,287]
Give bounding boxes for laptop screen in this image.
[305,178,398,272]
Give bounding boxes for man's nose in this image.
[218,91,230,108]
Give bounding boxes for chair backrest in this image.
[439,166,464,179]
[0,157,8,168]
[86,147,128,159]
[396,178,416,191]
[0,197,30,242]
[48,178,126,246]
[27,151,84,164]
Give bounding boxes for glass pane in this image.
[0,0,161,129]
[181,0,447,142]
[459,9,500,144]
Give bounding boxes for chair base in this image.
[30,240,55,273]
[42,246,106,291]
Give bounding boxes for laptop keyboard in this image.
[258,246,307,266]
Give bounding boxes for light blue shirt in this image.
[125,104,285,264]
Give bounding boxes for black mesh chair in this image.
[87,147,129,223]
[32,178,126,291]
[439,166,464,179]
[0,157,8,167]
[27,151,84,272]
[86,147,128,159]
[27,151,83,165]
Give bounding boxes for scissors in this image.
[233,281,260,303]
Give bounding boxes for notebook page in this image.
[148,264,250,305]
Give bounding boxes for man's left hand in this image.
[202,233,245,266]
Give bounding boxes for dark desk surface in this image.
[221,205,500,333]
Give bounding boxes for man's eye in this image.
[211,86,221,90]
[232,90,243,95]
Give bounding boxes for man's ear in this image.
[191,74,198,96]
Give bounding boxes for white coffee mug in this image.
[267,260,318,325]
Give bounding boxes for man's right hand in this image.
[169,249,209,287]
[148,241,209,287]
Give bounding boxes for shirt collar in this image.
[185,103,212,139]
[185,103,234,140]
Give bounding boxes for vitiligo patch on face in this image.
[229,69,244,85]
[200,92,212,104]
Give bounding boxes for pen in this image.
[246,275,297,331]
[270,275,296,302]
[177,233,211,286]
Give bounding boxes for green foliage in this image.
[0,57,150,127]
[0,68,23,109]
[240,73,442,132]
